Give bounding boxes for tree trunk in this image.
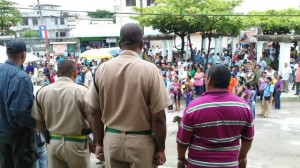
[180,35,185,59]
[187,33,194,62]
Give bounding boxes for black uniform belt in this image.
[106,127,152,135]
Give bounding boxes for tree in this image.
[132,0,245,66]
[87,9,116,23]
[21,30,39,38]
[246,8,300,70]
[0,0,22,35]
[246,8,300,35]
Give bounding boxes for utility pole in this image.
[37,0,49,54]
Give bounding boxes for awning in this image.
[50,42,77,45]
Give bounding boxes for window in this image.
[23,18,29,25]
[55,18,58,25]
[60,32,67,37]
[126,0,136,6]
[56,32,59,38]
[60,18,65,25]
[147,0,155,6]
[32,18,38,25]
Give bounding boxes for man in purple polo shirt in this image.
[177,65,254,168]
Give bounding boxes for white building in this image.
[17,4,71,39]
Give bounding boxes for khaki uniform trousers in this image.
[104,132,156,168]
[260,98,271,117]
[47,139,90,168]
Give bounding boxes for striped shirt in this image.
[177,91,254,168]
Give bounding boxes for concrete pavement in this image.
[90,102,300,168]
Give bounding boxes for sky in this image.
[11,0,300,13]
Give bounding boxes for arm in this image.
[241,92,246,99]
[90,107,104,146]
[177,143,188,161]
[239,140,253,168]
[36,120,46,137]
[9,77,35,128]
[152,110,167,152]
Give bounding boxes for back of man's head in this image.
[119,23,143,50]
[208,65,231,89]
[57,60,77,78]
[6,39,27,59]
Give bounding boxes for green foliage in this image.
[132,0,245,62]
[0,0,22,35]
[21,30,39,38]
[247,8,300,35]
[87,9,116,23]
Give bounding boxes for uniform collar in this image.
[119,50,139,58]
[56,77,74,83]
[5,59,22,69]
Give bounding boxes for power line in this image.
[11,6,300,17]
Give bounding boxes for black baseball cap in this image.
[6,39,27,55]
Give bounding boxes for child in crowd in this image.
[250,83,257,119]
[168,89,174,113]
[41,75,50,86]
[185,87,193,107]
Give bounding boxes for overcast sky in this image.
[11,0,300,13]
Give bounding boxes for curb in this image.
[281,96,300,102]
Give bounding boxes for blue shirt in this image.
[0,60,35,142]
[263,84,274,97]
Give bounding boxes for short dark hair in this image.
[267,77,272,82]
[57,60,77,77]
[119,23,143,49]
[208,65,231,89]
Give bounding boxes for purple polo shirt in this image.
[177,91,254,168]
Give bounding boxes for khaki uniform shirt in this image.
[85,50,171,132]
[32,77,91,135]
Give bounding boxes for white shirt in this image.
[295,64,299,76]
[280,66,292,80]
[265,69,275,78]
[84,71,93,88]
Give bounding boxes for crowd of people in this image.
[0,23,299,168]
[152,47,300,119]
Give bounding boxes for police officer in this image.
[0,39,37,167]
[85,23,171,168]
[32,60,92,168]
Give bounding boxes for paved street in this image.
[91,102,300,168]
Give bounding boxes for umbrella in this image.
[0,45,39,63]
[80,49,114,60]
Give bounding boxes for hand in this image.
[239,157,247,168]
[94,144,105,161]
[177,159,186,168]
[153,151,166,166]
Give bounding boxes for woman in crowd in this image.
[228,73,237,93]
[172,76,182,112]
[235,80,244,97]
[188,65,196,78]
[185,75,194,92]
[241,82,251,104]
[245,67,255,84]
[194,67,205,96]
[272,72,278,105]
[237,66,245,82]
[249,83,257,118]
[265,65,276,78]
[274,75,284,110]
